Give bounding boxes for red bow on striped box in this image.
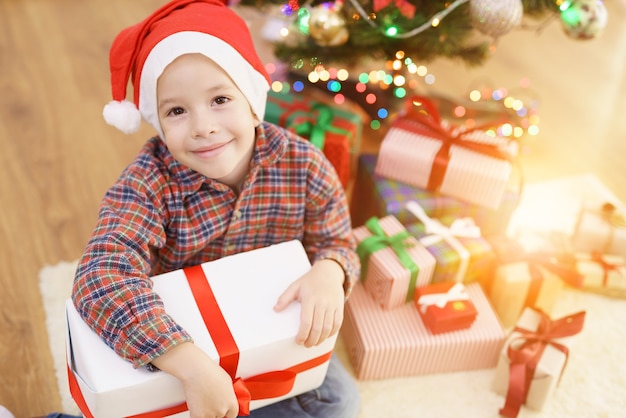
[375,95,518,210]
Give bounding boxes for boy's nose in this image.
[191,111,219,138]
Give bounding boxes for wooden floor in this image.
[0,0,624,416]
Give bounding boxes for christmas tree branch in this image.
[239,0,561,67]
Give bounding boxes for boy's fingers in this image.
[273,282,298,311]
[296,301,315,345]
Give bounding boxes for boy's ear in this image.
[253,112,262,127]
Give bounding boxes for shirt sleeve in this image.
[302,146,361,298]
[71,161,192,368]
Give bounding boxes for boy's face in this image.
[156,53,260,190]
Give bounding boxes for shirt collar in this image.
[159,122,288,198]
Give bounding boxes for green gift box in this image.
[350,154,519,236]
[265,91,362,188]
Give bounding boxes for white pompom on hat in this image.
[103,0,271,137]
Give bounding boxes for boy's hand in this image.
[274,259,345,347]
[151,342,239,418]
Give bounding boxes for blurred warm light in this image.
[393,75,406,86]
[469,90,481,101]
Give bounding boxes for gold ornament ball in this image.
[308,2,349,47]
[469,0,524,39]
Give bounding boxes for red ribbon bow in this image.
[499,309,586,418]
[589,250,624,287]
[395,95,513,191]
[523,252,585,288]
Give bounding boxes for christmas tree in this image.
[239,0,607,68]
[240,0,607,129]
[240,0,608,131]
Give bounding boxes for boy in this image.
[71,0,361,417]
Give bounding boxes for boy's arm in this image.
[302,152,360,299]
[274,149,360,347]
[151,342,239,418]
[72,172,192,368]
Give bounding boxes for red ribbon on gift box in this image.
[518,252,584,309]
[68,264,332,418]
[588,250,624,287]
[499,309,586,418]
[394,95,513,192]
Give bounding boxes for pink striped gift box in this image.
[341,282,505,380]
[353,215,436,310]
[374,108,517,210]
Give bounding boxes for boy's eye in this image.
[213,96,229,106]
[167,107,185,117]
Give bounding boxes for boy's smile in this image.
[157,53,260,192]
[191,140,233,159]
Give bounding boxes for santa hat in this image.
[102,0,271,136]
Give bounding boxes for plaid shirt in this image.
[72,122,360,368]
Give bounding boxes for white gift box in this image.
[66,240,336,418]
[492,307,585,413]
[571,203,626,256]
[506,174,624,238]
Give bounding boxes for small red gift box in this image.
[414,282,478,334]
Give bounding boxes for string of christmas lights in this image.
[265,58,541,137]
[249,0,607,133]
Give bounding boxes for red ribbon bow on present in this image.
[395,95,514,192]
[502,251,583,312]
[499,309,586,418]
[522,252,585,288]
[373,0,416,19]
[589,250,625,287]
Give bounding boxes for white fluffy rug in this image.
[40,260,626,418]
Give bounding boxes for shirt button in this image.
[233,209,243,220]
[225,243,236,252]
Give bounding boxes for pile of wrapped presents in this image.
[65,92,625,418]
